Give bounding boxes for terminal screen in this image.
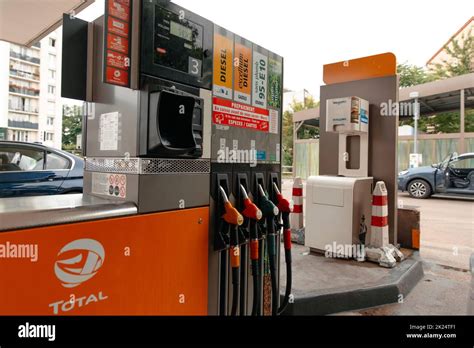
[154,6,204,77]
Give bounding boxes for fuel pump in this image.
[257,184,279,315]
[238,185,262,316]
[272,183,292,315]
[218,187,244,316]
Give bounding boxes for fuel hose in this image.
[219,186,243,316]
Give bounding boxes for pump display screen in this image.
[170,21,193,41]
[154,6,204,77]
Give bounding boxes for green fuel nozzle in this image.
[257,184,279,219]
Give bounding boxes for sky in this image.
[76,0,473,99]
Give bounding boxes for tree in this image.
[62,105,83,151]
[430,28,474,79]
[398,29,473,134]
[397,62,430,87]
[282,95,319,166]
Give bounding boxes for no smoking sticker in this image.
[92,173,127,199]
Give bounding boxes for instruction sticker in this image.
[108,0,130,21]
[106,50,129,70]
[107,16,129,37]
[99,112,120,151]
[213,97,269,132]
[252,51,268,108]
[213,30,234,99]
[92,172,127,198]
[269,109,279,134]
[233,42,252,104]
[107,33,129,54]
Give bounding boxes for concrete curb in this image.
[282,258,424,315]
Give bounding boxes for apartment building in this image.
[0,30,62,149]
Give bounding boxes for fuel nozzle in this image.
[273,182,291,216]
[240,184,262,221]
[219,186,242,316]
[271,183,293,316]
[219,186,243,226]
[239,184,262,316]
[258,184,279,219]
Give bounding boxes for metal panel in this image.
[87,16,141,157]
[138,174,210,213]
[61,14,88,101]
[0,194,137,232]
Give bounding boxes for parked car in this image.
[0,141,84,198]
[398,152,474,199]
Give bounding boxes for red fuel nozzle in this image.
[240,184,262,221]
[273,182,291,213]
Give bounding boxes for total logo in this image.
[49,239,108,315]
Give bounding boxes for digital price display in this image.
[154,6,204,77]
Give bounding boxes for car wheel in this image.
[408,179,432,199]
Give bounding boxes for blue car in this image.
[398,152,474,199]
[0,141,84,198]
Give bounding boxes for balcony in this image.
[9,85,40,97]
[8,120,39,130]
[8,107,39,114]
[10,51,40,64]
[10,68,40,81]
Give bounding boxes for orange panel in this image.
[323,52,396,85]
[0,207,209,315]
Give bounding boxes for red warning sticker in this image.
[108,0,130,21]
[107,33,129,54]
[107,16,129,37]
[106,50,129,70]
[104,0,131,87]
[106,67,129,86]
[212,97,269,132]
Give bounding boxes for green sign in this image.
[267,57,282,108]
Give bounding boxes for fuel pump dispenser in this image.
[0,0,287,317]
[59,0,285,316]
[208,23,285,316]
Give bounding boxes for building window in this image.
[48,85,56,95]
[49,69,56,79]
[49,38,56,47]
[47,102,55,115]
[48,54,56,68]
[45,132,54,141]
[47,117,54,126]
